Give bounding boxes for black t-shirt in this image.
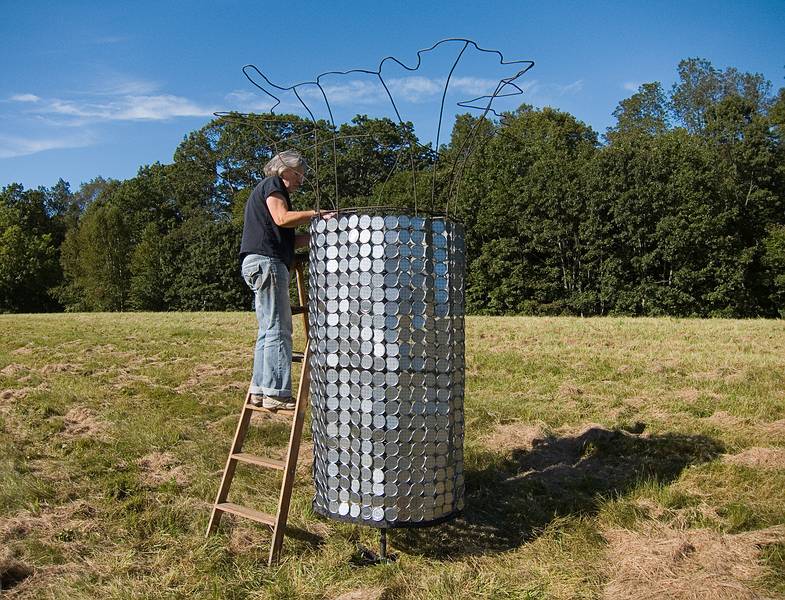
[239,176,295,268]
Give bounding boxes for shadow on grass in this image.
[285,526,325,549]
[393,425,724,558]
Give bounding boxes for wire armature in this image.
[224,38,534,217]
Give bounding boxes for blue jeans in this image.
[241,254,292,398]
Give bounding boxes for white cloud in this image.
[623,81,641,92]
[110,95,215,120]
[93,75,161,96]
[385,76,503,103]
[225,89,313,114]
[21,94,215,123]
[10,94,41,103]
[0,72,219,159]
[0,133,95,159]
[295,75,518,107]
[303,79,385,106]
[223,74,558,116]
[557,79,584,95]
[449,76,508,97]
[511,79,584,107]
[0,81,217,158]
[225,90,258,104]
[387,76,441,101]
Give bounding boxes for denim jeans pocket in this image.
[242,257,271,292]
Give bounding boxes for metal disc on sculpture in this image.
[308,212,466,528]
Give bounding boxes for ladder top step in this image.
[215,502,276,527]
[293,352,304,362]
[232,452,286,470]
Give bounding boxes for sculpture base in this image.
[312,502,462,529]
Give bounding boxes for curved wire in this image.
[225,38,534,217]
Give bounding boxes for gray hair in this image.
[263,150,306,178]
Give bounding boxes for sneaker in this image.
[249,394,266,407]
[261,396,296,411]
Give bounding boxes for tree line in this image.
[2,58,784,317]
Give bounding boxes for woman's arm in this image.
[266,193,322,228]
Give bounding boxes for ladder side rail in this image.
[206,396,254,535]
[269,260,311,565]
[269,344,311,565]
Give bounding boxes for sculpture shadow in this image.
[392,425,724,558]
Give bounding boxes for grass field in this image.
[1,313,784,599]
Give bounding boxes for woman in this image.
[239,150,330,410]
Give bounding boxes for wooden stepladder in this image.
[206,258,311,566]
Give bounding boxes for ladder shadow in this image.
[391,425,724,558]
[284,526,325,549]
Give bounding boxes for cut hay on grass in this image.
[39,362,82,375]
[0,388,37,403]
[603,524,785,599]
[137,452,190,486]
[762,419,785,435]
[227,522,271,556]
[175,363,245,393]
[0,364,29,377]
[61,406,107,438]
[481,421,548,453]
[723,448,785,470]
[0,500,97,542]
[332,588,385,600]
[705,411,748,428]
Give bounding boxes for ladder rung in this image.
[232,452,286,470]
[215,502,276,527]
[293,352,304,362]
[291,306,306,315]
[245,403,294,415]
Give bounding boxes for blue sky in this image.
[1,0,784,191]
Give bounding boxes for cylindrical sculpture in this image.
[308,212,465,527]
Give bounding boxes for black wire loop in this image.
[218,38,534,218]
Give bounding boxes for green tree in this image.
[762,225,785,316]
[109,163,180,240]
[453,106,600,314]
[0,201,58,312]
[606,82,669,141]
[596,131,733,315]
[333,115,432,207]
[171,129,219,218]
[129,223,167,311]
[0,184,62,312]
[670,58,771,134]
[59,202,132,311]
[161,217,246,311]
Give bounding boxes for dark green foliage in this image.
[160,217,246,311]
[2,57,784,316]
[456,106,602,315]
[451,59,784,316]
[0,184,63,312]
[58,201,133,311]
[762,225,785,316]
[129,223,168,311]
[606,82,670,141]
